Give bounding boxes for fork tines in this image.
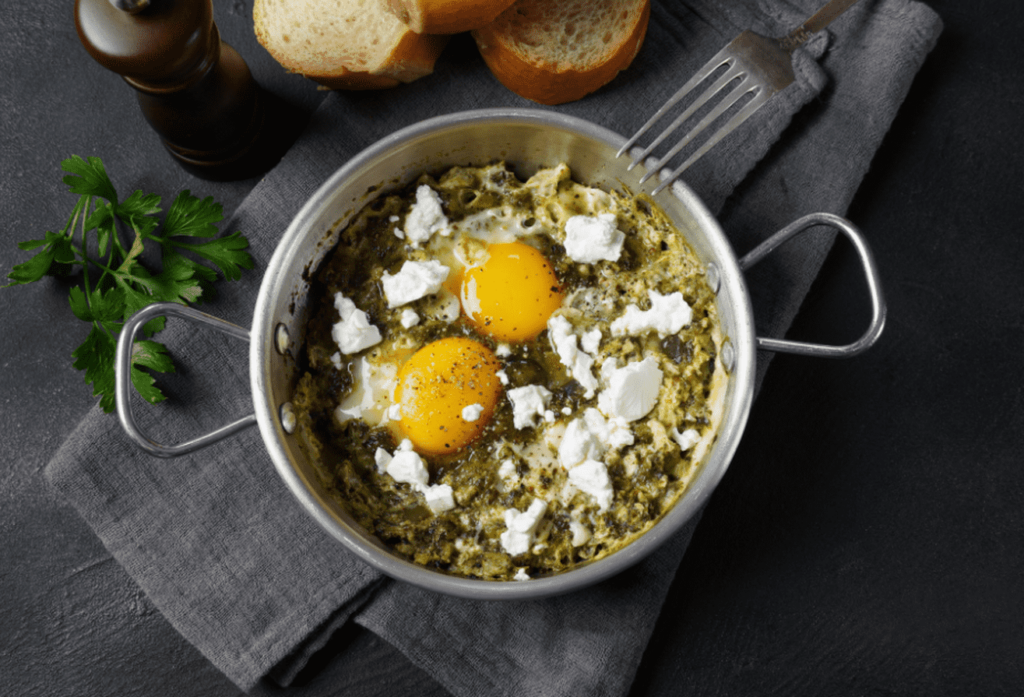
[618,37,774,196]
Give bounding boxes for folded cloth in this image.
[45,0,942,694]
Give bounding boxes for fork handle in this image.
[781,0,863,51]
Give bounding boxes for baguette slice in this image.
[472,0,651,105]
[254,0,448,89]
[384,0,518,34]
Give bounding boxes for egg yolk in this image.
[460,242,564,342]
[394,337,503,455]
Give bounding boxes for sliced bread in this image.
[383,0,518,35]
[471,0,651,105]
[254,0,448,89]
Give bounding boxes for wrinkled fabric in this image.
[46,1,942,694]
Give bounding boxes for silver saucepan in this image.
[114,109,885,599]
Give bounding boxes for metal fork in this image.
[618,0,863,195]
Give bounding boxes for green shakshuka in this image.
[291,162,724,581]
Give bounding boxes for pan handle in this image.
[114,302,257,457]
[738,212,887,357]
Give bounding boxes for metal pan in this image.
[115,109,885,599]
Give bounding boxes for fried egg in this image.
[461,242,564,342]
[393,337,503,454]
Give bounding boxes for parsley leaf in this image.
[72,325,120,413]
[130,340,176,406]
[5,231,76,285]
[162,191,221,238]
[5,156,253,413]
[118,190,163,237]
[68,285,124,323]
[154,191,254,281]
[62,155,118,203]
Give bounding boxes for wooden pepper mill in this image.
[75,0,271,180]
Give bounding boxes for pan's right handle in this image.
[738,212,887,358]
[115,302,256,458]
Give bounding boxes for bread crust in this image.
[386,0,518,34]
[254,0,448,90]
[472,0,651,105]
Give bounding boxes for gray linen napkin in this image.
[45,0,942,694]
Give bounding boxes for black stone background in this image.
[2,1,1021,695]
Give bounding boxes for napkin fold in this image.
[45,1,942,695]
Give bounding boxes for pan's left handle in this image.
[114,302,257,457]
[738,212,887,357]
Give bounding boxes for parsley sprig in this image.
[4,156,253,412]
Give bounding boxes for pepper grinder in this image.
[75,0,272,180]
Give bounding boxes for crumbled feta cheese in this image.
[330,352,343,370]
[334,293,357,317]
[513,568,531,581]
[386,449,430,489]
[496,369,510,386]
[582,407,635,450]
[569,520,592,547]
[548,315,577,358]
[568,460,614,511]
[500,499,547,556]
[495,343,512,357]
[610,290,693,338]
[374,447,392,475]
[387,403,403,422]
[331,293,382,354]
[508,384,553,429]
[558,408,634,471]
[581,328,602,354]
[547,315,599,397]
[403,185,449,246]
[597,357,663,422]
[543,410,555,423]
[558,417,603,470]
[399,308,420,328]
[461,403,484,422]
[557,407,634,478]
[382,260,450,308]
[562,406,573,416]
[671,427,701,452]
[599,356,620,385]
[563,213,625,263]
[380,441,455,514]
[422,483,456,514]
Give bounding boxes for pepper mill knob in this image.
[75,0,272,180]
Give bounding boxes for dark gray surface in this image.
[1,1,1021,697]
